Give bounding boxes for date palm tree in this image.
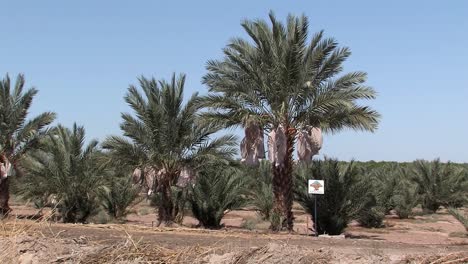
[20,124,105,223]
[189,163,248,229]
[409,159,468,213]
[0,74,56,215]
[102,73,237,226]
[200,12,380,231]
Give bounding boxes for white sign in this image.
[308,180,324,194]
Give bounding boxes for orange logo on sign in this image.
[310,180,322,191]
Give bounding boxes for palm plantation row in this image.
[1,13,467,234]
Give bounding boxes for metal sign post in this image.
[314,194,317,237]
[308,179,324,237]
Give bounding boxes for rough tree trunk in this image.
[0,178,11,216]
[271,164,285,231]
[157,171,179,226]
[157,182,174,226]
[271,126,296,232]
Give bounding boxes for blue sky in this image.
[1,1,467,162]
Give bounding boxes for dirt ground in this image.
[1,201,467,264]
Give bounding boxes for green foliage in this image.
[172,187,190,224]
[103,73,237,225]
[447,207,468,232]
[99,172,142,220]
[200,11,380,133]
[103,73,237,173]
[149,185,189,224]
[295,158,374,235]
[189,166,248,229]
[200,12,380,231]
[367,164,402,214]
[0,73,56,215]
[244,160,273,221]
[357,206,385,228]
[0,74,56,163]
[20,124,104,223]
[392,180,418,219]
[409,159,468,213]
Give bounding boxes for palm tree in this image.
[99,175,142,221]
[0,74,56,215]
[409,159,468,213]
[369,163,401,214]
[200,12,380,231]
[189,163,248,229]
[20,124,105,223]
[295,159,374,235]
[246,160,274,220]
[102,73,237,226]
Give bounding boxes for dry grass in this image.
[1,206,467,264]
[402,251,468,264]
[0,206,67,263]
[0,218,331,264]
[79,240,216,263]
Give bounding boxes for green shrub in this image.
[409,159,468,213]
[357,205,385,228]
[295,158,374,235]
[20,124,105,223]
[368,164,401,214]
[392,181,418,219]
[189,166,247,229]
[245,161,273,221]
[99,175,142,220]
[60,194,101,223]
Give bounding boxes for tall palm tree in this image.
[0,74,56,215]
[102,73,237,226]
[200,12,380,231]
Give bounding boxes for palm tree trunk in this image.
[0,178,11,216]
[271,126,296,231]
[157,177,175,226]
[271,164,285,231]
[284,127,296,231]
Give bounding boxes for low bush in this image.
[99,174,142,220]
[368,164,401,214]
[357,206,385,228]
[392,180,418,219]
[295,158,375,235]
[409,159,468,213]
[19,124,105,223]
[245,160,273,221]
[188,165,247,229]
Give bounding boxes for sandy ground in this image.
[1,201,467,263]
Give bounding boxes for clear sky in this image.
[1,1,467,162]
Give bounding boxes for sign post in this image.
[308,179,324,237]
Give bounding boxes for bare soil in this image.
[1,201,467,263]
